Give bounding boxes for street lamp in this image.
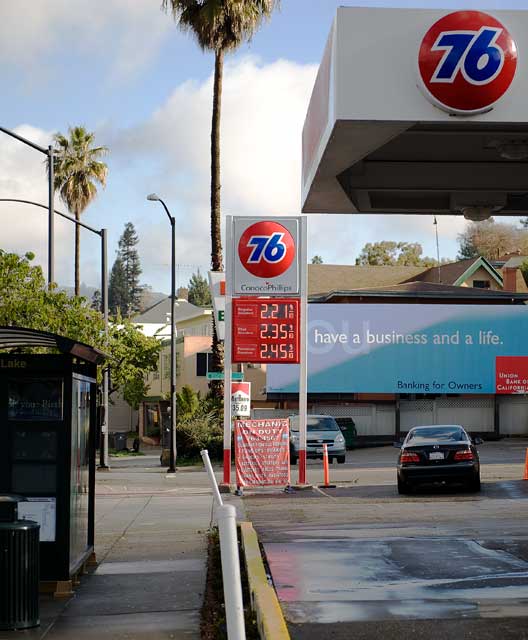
[147,193,177,474]
[0,126,55,286]
[0,198,110,469]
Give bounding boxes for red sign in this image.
[237,220,295,278]
[418,11,517,114]
[496,356,528,394]
[232,298,300,363]
[235,419,290,487]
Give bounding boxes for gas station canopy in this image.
[302,8,528,219]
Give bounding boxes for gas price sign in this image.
[232,298,300,364]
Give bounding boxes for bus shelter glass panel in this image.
[70,376,90,572]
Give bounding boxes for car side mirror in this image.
[393,441,402,448]
[340,426,347,431]
[473,436,483,445]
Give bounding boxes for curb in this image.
[240,521,290,640]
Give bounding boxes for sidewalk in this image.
[1,454,218,640]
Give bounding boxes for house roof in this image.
[134,297,210,324]
[401,257,502,287]
[308,264,424,296]
[311,281,528,303]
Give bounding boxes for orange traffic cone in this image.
[318,444,336,489]
[524,449,528,481]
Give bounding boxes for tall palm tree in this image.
[162,0,280,392]
[53,126,108,296]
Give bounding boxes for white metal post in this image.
[216,504,246,639]
[298,217,308,485]
[223,216,233,485]
[200,449,224,507]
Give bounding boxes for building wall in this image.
[459,266,501,290]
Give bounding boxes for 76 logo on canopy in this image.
[431,27,504,85]
[418,11,517,114]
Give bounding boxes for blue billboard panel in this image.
[266,304,528,394]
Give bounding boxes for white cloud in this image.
[0,0,172,81]
[111,56,318,288]
[0,125,102,288]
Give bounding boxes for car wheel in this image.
[336,455,346,464]
[468,475,481,492]
[397,476,411,495]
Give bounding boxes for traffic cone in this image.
[318,444,336,489]
[524,449,528,481]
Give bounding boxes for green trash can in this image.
[0,496,40,630]
[335,418,358,450]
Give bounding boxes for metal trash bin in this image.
[109,432,127,451]
[0,495,40,630]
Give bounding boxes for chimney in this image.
[177,287,188,300]
[503,267,517,292]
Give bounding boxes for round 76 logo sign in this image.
[418,11,517,114]
[232,217,301,296]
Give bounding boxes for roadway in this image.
[242,439,528,639]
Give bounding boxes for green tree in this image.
[109,257,128,317]
[457,219,528,261]
[356,241,435,266]
[52,126,108,296]
[311,255,323,264]
[188,270,212,307]
[119,223,143,315]
[91,289,102,311]
[162,0,280,397]
[0,250,161,408]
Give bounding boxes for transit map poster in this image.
[234,419,290,487]
[267,304,528,395]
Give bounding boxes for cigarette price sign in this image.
[232,298,300,364]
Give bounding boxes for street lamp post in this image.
[0,126,55,286]
[147,193,177,474]
[0,198,110,467]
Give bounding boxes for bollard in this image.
[318,444,336,489]
[216,504,246,640]
[524,449,528,481]
[200,449,224,506]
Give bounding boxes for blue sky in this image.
[1,0,527,294]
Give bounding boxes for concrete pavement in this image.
[1,449,217,640]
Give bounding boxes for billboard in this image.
[267,304,528,395]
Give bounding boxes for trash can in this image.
[335,418,358,450]
[0,495,40,630]
[109,432,127,451]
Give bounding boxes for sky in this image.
[1,0,527,295]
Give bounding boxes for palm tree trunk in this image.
[211,48,223,273]
[75,209,81,296]
[210,48,224,398]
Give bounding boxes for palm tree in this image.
[162,0,280,392]
[53,126,108,296]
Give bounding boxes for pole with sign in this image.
[224,215,307,487]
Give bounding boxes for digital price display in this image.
[232,298,300,364]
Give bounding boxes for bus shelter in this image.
[0,327,106,595]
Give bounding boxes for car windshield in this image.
[289,417,338,432]
[407,427,466,442]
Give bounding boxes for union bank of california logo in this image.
[418,11,518,114]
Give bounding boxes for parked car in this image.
[334,417,358,449]
[289,414,346,464]
[395,425,482,494]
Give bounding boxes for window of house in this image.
[473,280,490,288]
[196,352,214,376]
[162,353,181,378]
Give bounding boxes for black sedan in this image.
[396,425,482,494]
